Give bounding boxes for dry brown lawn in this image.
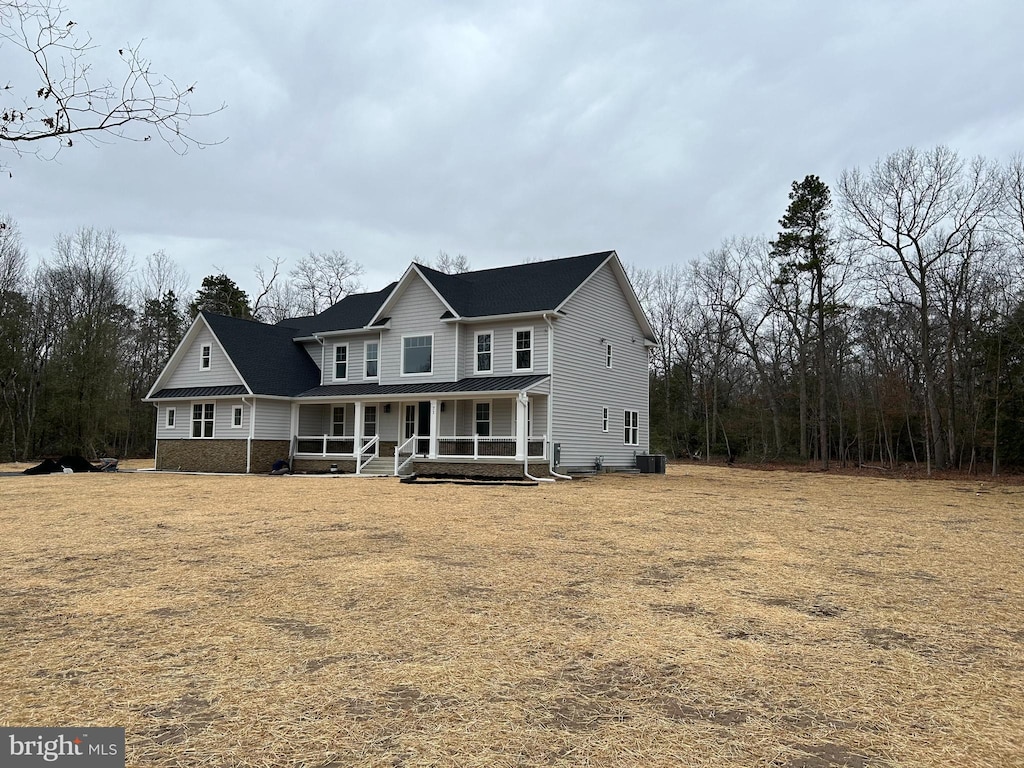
[1,464,1022,767]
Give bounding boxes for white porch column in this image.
[429,399,439,458]
[353,401,364,472]
[289,402,299,460]
[515,392,528,461]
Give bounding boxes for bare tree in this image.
[0,211,27,292]
[0,0,222,165]
[289,249,364,316]
[839,146,1000,471]
[424,250,471,274]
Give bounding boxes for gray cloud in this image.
[5,0,1023,295]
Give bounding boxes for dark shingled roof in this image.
[279,283,396,336]
[297,375,549,399]
[202,312,322,396]
[149,385,248,399]
[414,251,612,317]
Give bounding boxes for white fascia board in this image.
[445,310,566,325]
[555,251,657,341]
[292,322,390,342]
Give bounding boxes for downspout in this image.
[520,390,553,483]
[543,313,572,480]
[242,396,254,473]
[153,403,160,470]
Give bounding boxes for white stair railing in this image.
[395,434,416,476]
[357,435,380,474]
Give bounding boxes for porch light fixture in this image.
[383,403,391,413]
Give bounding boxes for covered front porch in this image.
[290,379,549,475]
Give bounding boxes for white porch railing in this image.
[434,435,547,459]
[356,435,379,474]
[294,435,355,456]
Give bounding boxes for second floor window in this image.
[199,344,211,370]
[403,335,432,375]
[514,328,532,371]
[334,344,348,380]
[606,343,613,369]
[475,332,492,373]
[365,342,379,379]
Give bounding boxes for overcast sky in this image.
[4,0,1023,299]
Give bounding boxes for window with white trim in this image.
[606,343,613,369]
[231,405,243,428]
[166,407,176,429]
[514,328,532,371]
[475,401,491,436]
[475,331,492,374]
[199,344,211,370]
[364,341,379,379]
[332,406,346,436]
[364,405,377,436]
[191,403,214,438]
[602,407,609,433]
[402,335,433,375]
[624,410,639,446]
[333,344,349,381]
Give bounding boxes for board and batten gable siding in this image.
[457,321,549,379]
[551,262,650,469]
[162,326,244,389]
[379,275,457,385]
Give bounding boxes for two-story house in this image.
[144,250,655,478]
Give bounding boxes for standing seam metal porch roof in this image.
[296,374,549,399]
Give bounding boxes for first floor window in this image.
[364,405,378,436]
[404,404,416,439]
[232,405,243,428]
[334,344,349,380]
[166,407,176,428]
[624,410,639,446]
[475,332,492,373]
[332,406,346,436]
[192,403,214,438]
[365,341,379,379]
[402,335,433,374]
[475,402,491,436]
[514,328,532,371]
[602,407,609,432]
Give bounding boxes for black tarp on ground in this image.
[22,456,102,474]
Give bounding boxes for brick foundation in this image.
[156,439,291,473]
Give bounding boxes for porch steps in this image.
[360,456,397,476]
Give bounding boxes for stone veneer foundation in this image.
[156,439,291,474]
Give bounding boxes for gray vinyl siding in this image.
[319,334,383,385]
[380,276,457,384]
[551,263,650,469]
[156,399,247,440]
[163,326,244,389]
[458,321,549,378]
[252,399,292,440]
